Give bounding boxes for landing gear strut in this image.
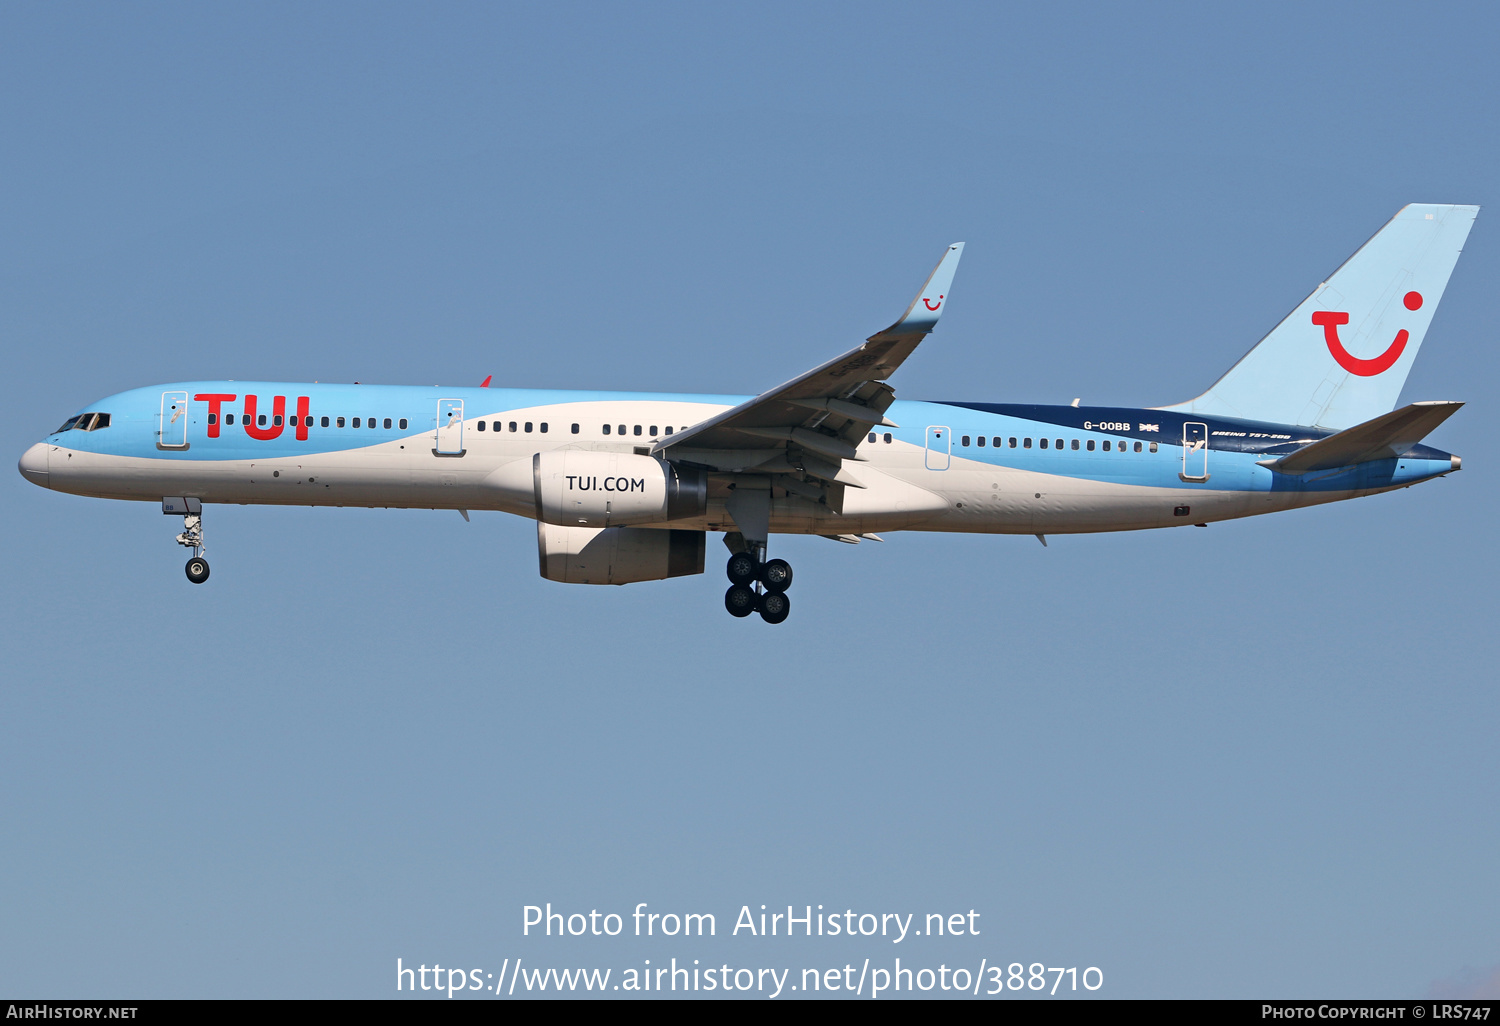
[722,544,792,624]
[165,498,209,584]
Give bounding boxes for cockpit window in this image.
[55,413,111,433]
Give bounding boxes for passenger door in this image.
[158,391,189,450]
[436,399,465,456]
[1181,422,1209,482]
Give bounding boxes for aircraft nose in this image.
[18,442,50,488]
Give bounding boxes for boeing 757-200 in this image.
[18,204,1476,623]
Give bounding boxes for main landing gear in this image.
[165,498,209,584]
[723,549,793,624]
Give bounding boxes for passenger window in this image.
[382,418,390,429]
[1071,439,1079,450]
[399,418,408,429]
[1134,441,1142,452]
[1023,438,1032,448]
[260,414,269,426]
[633,425,642,436]
[208,413,218,425]
[1008,437,1016,447]
[337,417,346,428]
[368,418,376,428]
[1040,438,1048,449]
[977,436,985,447]
[572,423,580,434]
[509,421,517,433]
[603,424,610,434]
[961,435,970,446]
[869,433,877,443]
[320,416,329,428]
[1056,439,1063,449]
[1087,439,1095,451]
[273,415,282,426]
[665,426,673,435]
[540,423,548,433]
[649,426,657,436]
[477,421,486,431]
[1150,442,1158,453]
[618,424,626,435]
[1102,440,1110,451]
[883,433,892,443]
[525,422,533,432]
[224,414,235,426]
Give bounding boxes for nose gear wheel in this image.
[170,504,211,584]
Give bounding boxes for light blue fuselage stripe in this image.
[49,381,1455,495]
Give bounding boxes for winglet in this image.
[869,242,965,342]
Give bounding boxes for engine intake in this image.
[538,523,705,585]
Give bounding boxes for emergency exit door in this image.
[925,425,951,470]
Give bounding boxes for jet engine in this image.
[538,523,705,585]
[525,451,707,527]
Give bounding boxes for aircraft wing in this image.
[652,243,964,484]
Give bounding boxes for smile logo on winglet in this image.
[1313,291,1422,376]
[923,294,945,311]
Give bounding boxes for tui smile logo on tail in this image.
[1314,291,1422,376]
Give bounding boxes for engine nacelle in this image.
[538,523,705,585]
[532,451,707,527]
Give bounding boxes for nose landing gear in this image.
[185,553,210,584]
[164,497,209,584]
[722,547,793,623]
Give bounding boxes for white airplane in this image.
[18,204,1476,623]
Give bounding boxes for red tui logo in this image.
[1313,292,1422,377]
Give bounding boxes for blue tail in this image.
[1160,203,1478,430]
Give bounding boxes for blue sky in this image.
[2,1,1496,999]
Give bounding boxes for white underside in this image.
[38,435,1370,537]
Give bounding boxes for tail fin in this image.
[1159,204,1478,430]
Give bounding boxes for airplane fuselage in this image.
[21,381,1459,537]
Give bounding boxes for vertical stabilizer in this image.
[1159,204,1477,430]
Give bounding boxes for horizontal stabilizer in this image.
[1262,401,1462,475]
